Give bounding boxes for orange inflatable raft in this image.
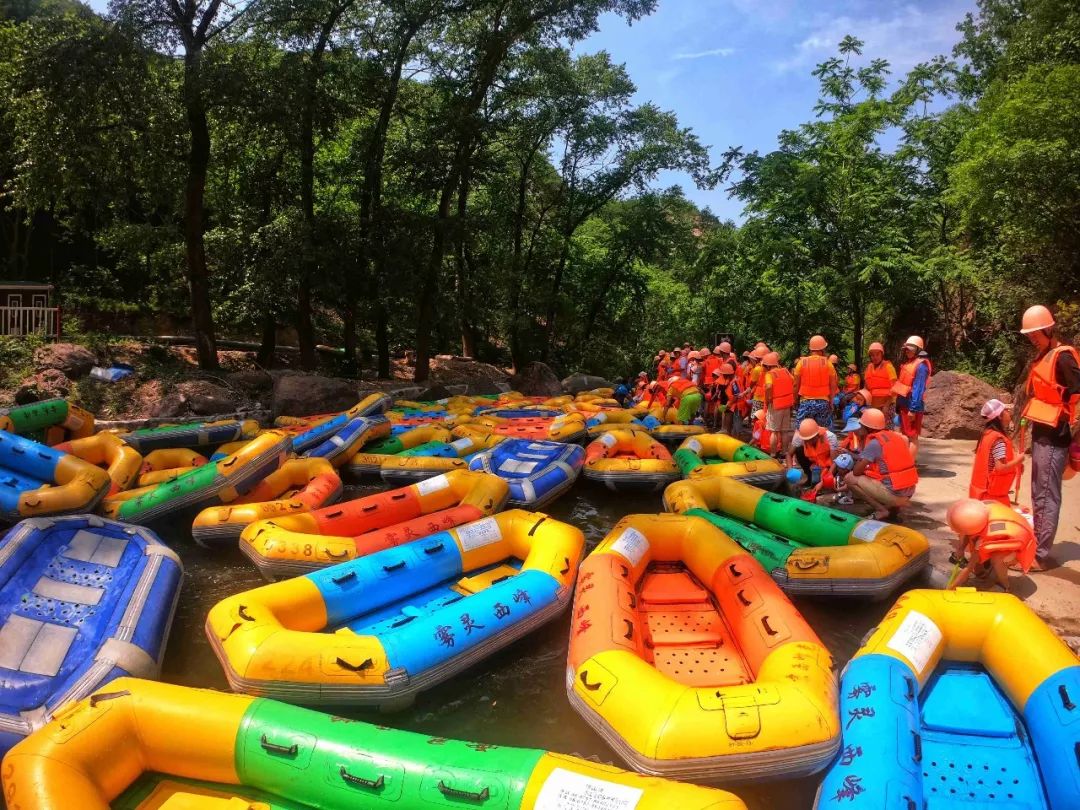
[583,430,678,493]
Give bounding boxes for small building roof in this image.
[0,280,53,290]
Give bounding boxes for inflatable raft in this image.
[379,433,505,486]
[136,447,208,486]
[299,415,390,467]
[1,677,745,810]
[675,433,786,489]
[567,513,839,782]
[0,515,182,753]
[273,392,393,430]
[651,423,707,446]
[468,439,584,509]
[192,457,342,547]
[118,419,260,453]
[210,510,583,708]
[240,469,508,579]
[54,433,142,495]
[346,424,453,476]
[583,430,679,493]
[817,589,1080,809]
[103,431,291,524]
[664,477,930,599]
[455,412,587,443]
[0,432,112,522]
[0,398,94,444]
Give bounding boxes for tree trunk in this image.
[257,310,276,368]
[852,292,864,365]
[413,178,457,382]
[375,302,390,379]
[453,170,477,358]
[341,304,358,376]
[183,49,218,370]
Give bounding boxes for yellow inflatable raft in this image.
[136,447,209,487]
[54,433,142,495]
[674,433,786,488]
[566,513,839,782]
[582,430,679,492]
[379,432,504,486]
[346,424,453,477]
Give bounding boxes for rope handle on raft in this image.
[623,619,634,640]
[90,689,130,707]
[237,605,253,621]
[579,671,602,691]
[912,731,922,763]
[383,561,407,573]
[792,557,825,571]
[761,616,778,636]
[1061,685,1076,711]
[560,556,571,574]
[904,675,916,701]
[260,735,298,756]
[332,571,357,584]
[736,589,752,606]
[423,543,445,555]
[437,781,490,802]
[336,656,374,672]
[340,766,385,789]
[391,615,418,628]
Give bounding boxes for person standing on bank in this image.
[1018,304,1080,571]
[893,336,931,461]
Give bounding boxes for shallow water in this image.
[155,483,901,810]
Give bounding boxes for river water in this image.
[156,483,899,810]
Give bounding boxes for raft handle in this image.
[237,605,253,621]
[340,766,384,790]
[528,516,548,536]
[728,562,742,578]
[423,543,445,555]
[736,589,751,607]
[391,615,418,627]
[579,671,602,691]
[761,616,778,636]
[627,593,637,609]
[828,513,848,523]
[260,735,298,757]
[1060,685,1076,711]
[332,571,357,584]
[336,656,374,672]
[912,731,922,763]
[90,689,130,707]
[560,556,571,574]
[904,675,915,701]
[794,507,812,517]
[438,781,489,802]
[623,619,634,640]
[383,561,407,573]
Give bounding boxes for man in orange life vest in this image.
[793,335,838,428]
[893,335,931,461]
[863,341,897,420]
[1018,304,1080,569]
[844,407,919,521]
[762,351,795,455]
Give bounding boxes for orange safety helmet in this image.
[762,351,780,367]
[1020,304,1055,334]
[750,347,767,360]
[828,354,839,364]
[859,408,887,430]
[699,346,711,356]
[688,350,700,360]
[754,341,769,352]
[809,335,828,351]
[847,362,858,371]
[719,341,732,354]
[868,342,885,355]
[797,418,824,441]
[855,388,872,404]
[719,362,736,375]
[904,335,925,351]
[946,498,990,536]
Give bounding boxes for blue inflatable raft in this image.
[0,514,183,753]
[817,589,1080,809]
[299,415,389,466]
[468,439,584,509]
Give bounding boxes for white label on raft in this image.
[609,527,649,566]
[852,519,889,543]
[457,517,502,551]
[684,438,702,454]
[499,459,538,475]
[416,474,451,496]
[886,610,942,675]
[535,769,643,810]
[599,433,618,448]
[450,438,474,451]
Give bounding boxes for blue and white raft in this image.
[468,439,585,509]
[299,415,390,467]
[816,589,1080,809]
[0,515,183,753]
[207,510,584,709]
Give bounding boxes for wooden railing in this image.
[0,306,59,337]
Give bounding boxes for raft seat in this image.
[639,570,710,604]
[457,563,522,594]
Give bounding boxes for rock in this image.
[14,369,71,404]
[921,370,1011,440]
[33,343,98,378]
[226,370,272,394]
[465,378,503,396]
[510,362,562,397]
[272,373,358,418]
[561,372,613,395]
[416,385,454,401]
[152,380,239,418]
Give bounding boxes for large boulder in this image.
[33,343,97,378]
[921,370,1011,440]
[562,372,613,395]
[510,362,562,397]
[153,380,239,418]
[226,369,273,394]
[416,385,454,402]
[14,369,71,404]
[272,373,358,418]
[466,378,504,396]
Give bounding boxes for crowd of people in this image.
[613,303,1079,593]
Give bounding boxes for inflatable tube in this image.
[651,424,707,446]
[119,419,260,453]
[299,415,391,467]
[346,424,453,476]
[211,510,583,708]
[272,392,393,429]
[816,589,1080,809]
[567,513,839,782]
[192,457,342,547]
[1,677,745,810]
[0,515,182,753]
[468,439,584,509]
[476,407,565,419]
[239,469,509,580]
[103,431,291,524]
[663,477,930,599]
[674,433,786,489]
[0,398,94,444]
[454,412,587,444]
[379,434,505,487]
[583,430,678,493]
[0,432,112,522]
[54,433,142,495]
[136,447,209,486]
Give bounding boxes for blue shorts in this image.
[797,398,834,428]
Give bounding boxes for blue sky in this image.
[580,0,977,220]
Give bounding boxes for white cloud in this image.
[673,47,736,60]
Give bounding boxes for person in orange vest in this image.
[786,417,839,486]
[643,379,668,409]
[845,408,919,521]
[750,408,772,452]
[838,416,864,456]
[632,371,650,402]
[666,375,702,425]
[863,341,897,421]
[710,363,741,434]
[893,335,932,461]
[970,398,1023,505]
[946,498,1036,592]
[656,351,672,381]
[762,351,794,455]
[747,347,767,421]
[843,363,861,396]
[1018,304,1080,570]
[793,335,838,428]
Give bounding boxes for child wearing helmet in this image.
[946,498,1036,592]
[893,336,932,461]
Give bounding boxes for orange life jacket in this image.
[864,430,918,491]
[864,361,896,400]
[657,361,672,379]
[840,432,862,453]
[752,414,772,452]
[801,433,833,467]
[798,355,832,400]
[766,367,795,410]
[668,378,697,399]
[1022,344,1080,428]
[750,366,766,401]
[892,357,931,398]
[844,372,861,394]
[977,501,1036,570]
[969,428,1015,504]
[703,356,722,382]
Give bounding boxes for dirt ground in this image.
[912,438,1080,650]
